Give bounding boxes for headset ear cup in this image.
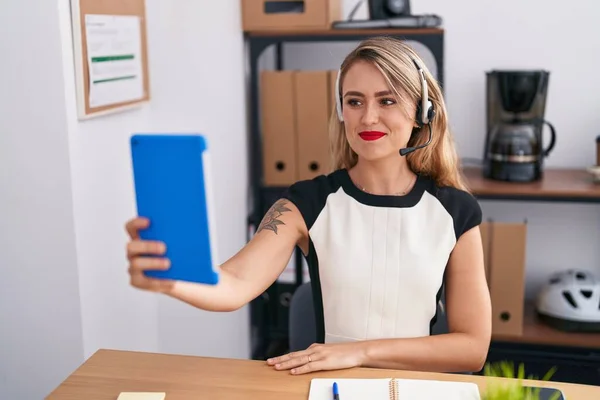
[415,103,424,127]
[427,101,435,123]
[415,100,435,127]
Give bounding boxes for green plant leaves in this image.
[481,361,560,400]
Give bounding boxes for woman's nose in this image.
[361,103,379,125]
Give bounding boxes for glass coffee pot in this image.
[484,70,556,182]
[488,118,556,168]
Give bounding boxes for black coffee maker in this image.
[483,70,556,182]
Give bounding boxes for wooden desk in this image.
[47,349,600,399]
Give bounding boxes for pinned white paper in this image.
[84,14,144,108]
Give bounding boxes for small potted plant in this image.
[480,361,561,400]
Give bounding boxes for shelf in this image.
[493,302,600,350]
[462,166,600,203]
[258,166,600,203]
[244,28,444,38]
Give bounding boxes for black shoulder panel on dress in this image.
[281,171,342,231]
[432,186,483,240]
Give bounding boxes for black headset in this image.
[335,58,435,156]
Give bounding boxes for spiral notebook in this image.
[308,378,481,400]
[308,378,566,400]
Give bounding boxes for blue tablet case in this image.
[130,134,219,285]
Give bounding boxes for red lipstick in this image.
[359,131,386,141]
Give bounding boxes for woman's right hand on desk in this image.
[125,216,175,294]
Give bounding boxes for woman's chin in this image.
[354,148,402,162]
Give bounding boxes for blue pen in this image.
[333,382,340,400]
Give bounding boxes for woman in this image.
[125,37,492,376]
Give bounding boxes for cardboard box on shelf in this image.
[241,0,342,32]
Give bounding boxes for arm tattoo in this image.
[256,199,292,235]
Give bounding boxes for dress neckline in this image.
[337,168,428,208]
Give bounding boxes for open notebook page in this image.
[308,378,481,400]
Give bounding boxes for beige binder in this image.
[481,221,527,336]
[260,70,298,186]
[294,71,330,181]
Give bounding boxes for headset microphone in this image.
[399,123,433,156]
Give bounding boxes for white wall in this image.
[1,0,250,398]
[143,0,250,360]
[0,1,84,399]
[332,0,600,298]
[59,0,250,361]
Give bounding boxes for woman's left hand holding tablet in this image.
[125,216,175,294]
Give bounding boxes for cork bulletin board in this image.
[70,0,151,119]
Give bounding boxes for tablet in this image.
[130,134,219,285]
[538,387,565,400]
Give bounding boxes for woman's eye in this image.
[345,98,395,107]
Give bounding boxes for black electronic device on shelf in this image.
[333,0,442,29]
[369,0,412,18]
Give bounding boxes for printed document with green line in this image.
[85,14,144,108]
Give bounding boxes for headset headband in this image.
[335,68,343,121]
[412,59,430,125]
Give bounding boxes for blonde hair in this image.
[329,36,469,192]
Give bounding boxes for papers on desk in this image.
[117,393,166,400]
[308,378,481,400]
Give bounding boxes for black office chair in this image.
[288,282,317,352]
[288,282,449,352]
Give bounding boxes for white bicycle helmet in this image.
[535,269,600,332]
